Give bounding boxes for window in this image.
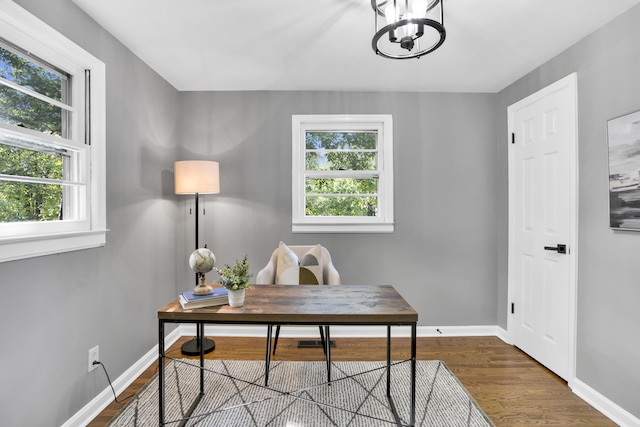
[0,3,106,262]
[292,115,394,233]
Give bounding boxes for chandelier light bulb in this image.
[385,3,397,24]
[411,0,429,18]
[385,3,398,42]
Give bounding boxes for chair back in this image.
[256,245,340,285]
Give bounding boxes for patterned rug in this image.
[108,359,494,427]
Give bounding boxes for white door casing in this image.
[507,73,578,384]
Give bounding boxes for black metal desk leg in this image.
[386,324,403,426]
[159,320,165,426]
[386,325,391,396]
[325,325,331,384]
[265,325,272,386]
[199,323,205,394]
[410,322,417,427]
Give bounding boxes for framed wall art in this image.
[608,109,640,230]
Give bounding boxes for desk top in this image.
[158,285,418,325]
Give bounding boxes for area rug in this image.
[108,359,494,427]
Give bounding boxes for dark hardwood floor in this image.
[88,335,615,426]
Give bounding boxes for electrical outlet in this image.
[88,345,99,372]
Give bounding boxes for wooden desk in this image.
[158,285,418,426]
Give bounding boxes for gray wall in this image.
[496,4,640,419]
[177,91,499,327]
[0,1,181,425]
[0,3,500,422]
[3,0,639,424]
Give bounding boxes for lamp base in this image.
[181,337,215,356]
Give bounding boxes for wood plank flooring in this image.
[88,336,615,426]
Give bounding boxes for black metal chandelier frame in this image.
[371,0,446,60]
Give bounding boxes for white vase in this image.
[228,288,245,307]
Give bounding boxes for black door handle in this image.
[544,244,567,254]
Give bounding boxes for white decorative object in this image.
[215,255,252,306]
[228,289,245,307]
[275,242,323,285]
[189,247,216,295]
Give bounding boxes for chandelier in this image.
[371,0,446,59]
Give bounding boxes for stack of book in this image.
[179,287,229,309]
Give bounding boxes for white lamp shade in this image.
[174,160,220,194]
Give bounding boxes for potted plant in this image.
[214,255,252,307]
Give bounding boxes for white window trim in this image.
[292,114,394,233]
[0,1,107,263]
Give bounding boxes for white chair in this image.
[256,244,340,286]
[256,243,340,385]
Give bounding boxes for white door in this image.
[507,73,578,382]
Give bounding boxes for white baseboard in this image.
[572,378,640,427]
[422,325,507,338]
[62,328,182,427]
[182,324,505,338]
[495,326,509,343]
[65,324,637,427]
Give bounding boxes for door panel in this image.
[508,73,577,381]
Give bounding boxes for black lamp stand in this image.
[181,192,215,356]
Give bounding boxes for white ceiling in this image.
[70,0,640,93]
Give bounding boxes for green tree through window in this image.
[0,43,67,222]
[0,145,64,222]
[305,131,379,217]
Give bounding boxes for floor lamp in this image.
[175,160,220,356]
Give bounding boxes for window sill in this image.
[292,223,394,233]
[0,229,108,263]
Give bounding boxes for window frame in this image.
[0,1,106,263]
[292,114,394,233]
